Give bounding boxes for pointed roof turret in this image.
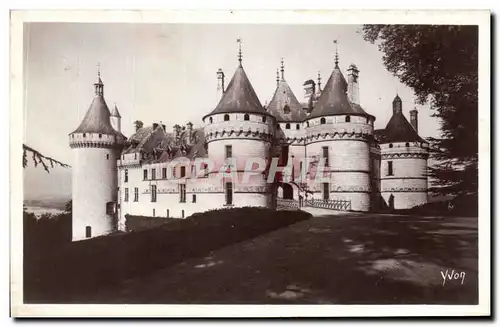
[267,59,307,122]
[71,69,117,135]
[308,41,372,119]
[377,95,425,143]
[382,111,425,143]
[204,40,266,118]
[111,103,121,118]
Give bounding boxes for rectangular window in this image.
[143,169,148,180]
[151,168,156,180]
[124,169,128,183]
[179,184,186,203]
[225,145,232,159]
[134,187,139,202]
[106,202,114,215]
[225,182,233,205]
[322,146,329,167]
[322,183,329,201]
[124,188,129,202]
[180,166,186,178]
[151,185,157,202]
[387,161,394,176]
[192,194,197,203]
[162,167,167,179]
[85,226,92,238]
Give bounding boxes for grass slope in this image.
[24,207,311,303]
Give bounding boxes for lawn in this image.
[23,207,311,303]
[79,213,478,304]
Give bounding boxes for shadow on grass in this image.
[256,214,478,304]
[24,207,311,303]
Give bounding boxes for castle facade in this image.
[69,45,429,241]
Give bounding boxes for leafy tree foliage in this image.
[363,25,478,195]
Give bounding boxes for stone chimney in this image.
[186,122,193,145]
[134,120,144,132]
[347,63,359,104]
[216,68,225,101]
[410,109,418,133]
[173,124,181,144]
[303,79,316,106]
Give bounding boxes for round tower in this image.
[304,43,375,212]
[266,58,308,199]
[379,95,429,210]
[69,69,125,241]
[202,39,276,209]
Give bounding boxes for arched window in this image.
[209,117,213,124]
[262,116,267,123]
[99,133,102,138]
[224,114,230,121]
[285,123,291,129]
[389,143,393,148]
[283,105,291,114]
[345,115,351,123]
[106,154,109,160]
[296,124,300,130]
[306,121,310,127]
[244,114,250,121]
[83,133,86,137]
[320,118,326,124]
[366,117,370,124]
[405,142,410,147]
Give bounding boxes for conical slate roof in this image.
[111,104,121,118]
[381,112,424,143]
[267,80,307,122]
[308,66,371,119]
[206,65,265,117]
[72,96,117,134]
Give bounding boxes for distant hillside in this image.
[23,164,71,206]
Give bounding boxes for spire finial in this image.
[276,68,280,87]
[237,38,242,65]
[280,57,285,81]
[333,40,339,67]
[94,62,103,96]
[317,71,322,91]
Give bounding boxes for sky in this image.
[23,23,441,200]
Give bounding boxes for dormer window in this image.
[283,105,290,114]
[262,116,267,123]
[244,114,250,121]
[224,114,230,121]
[320,118,326,124]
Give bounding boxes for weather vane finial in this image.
[237,38,242,65]
[97,62,101,77]
[317,71,322,91]
[333,40,339,67]
[276,68,280,87]
[280,58,285,80]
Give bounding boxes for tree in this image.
[64,199,72,214]
[23,144,70,173]
[363,25,478,195]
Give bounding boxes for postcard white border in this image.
[10,9,491,317]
